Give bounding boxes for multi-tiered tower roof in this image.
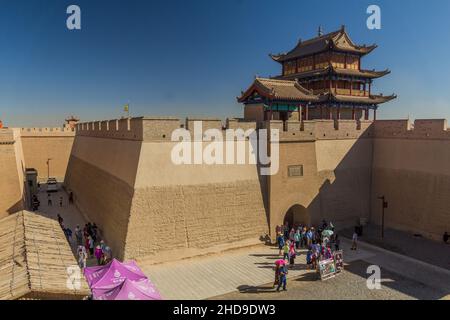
[238,26,396,122]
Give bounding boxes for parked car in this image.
[46,178,58,192]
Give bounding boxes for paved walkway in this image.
[32,184,99,266]
[142,245,310,300]
[142,237,450,300]
[341,225,450,270]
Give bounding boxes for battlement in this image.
[263,119,374,142]
[373,119,450,139]
[19,127,75,137]
[75,117,258,141]
[74,116,450,142]
[0,129,15,144]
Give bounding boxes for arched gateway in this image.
[283,204,309,229]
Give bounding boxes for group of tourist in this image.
[75,222,113,269]
[273,220,340,292]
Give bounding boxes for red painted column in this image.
[364,108,369,120]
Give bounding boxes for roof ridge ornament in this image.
[318,25,323,37]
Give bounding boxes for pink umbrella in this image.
[275,259,286,266]
[95,278,162,300]
[84,259,148,290]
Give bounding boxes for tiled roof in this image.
[270,27,376,62]
[237,77,318,103]
[319,93,397,105]
[275,66,390,80]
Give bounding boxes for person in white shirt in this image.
[351,232,358,250]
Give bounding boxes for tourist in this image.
[92,223,98,242]
[64,227,73,243]
[103,245,112,263]
[289,228,295,243]
[283,223,289,240]
[334,234,340,251]
[94,244,103,265]
[306,228,313,247]
[294,229,301,249]
[88,235,95,256]
[282,241,290,261]
[443,232,449,244]
[57,214,64,226]
[289,242,296,265]
[75,225,83,246]
[59,196,63,207]
[306,247,314,269]
[324,246,332,260]
[273,264,280,288]
[277,233,285,255]
[69,191,74,204]
[275,225,281,235]
[276,264,288,292]
[100,240,106,251]
[351,231,358,250]
[78,246,87,269]
[47,193,52,206]
[301,227,307,248]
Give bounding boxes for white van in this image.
[46,178,58,192]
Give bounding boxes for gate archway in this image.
[283,204,309,229]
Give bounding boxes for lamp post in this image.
[377,196,388,239]
[46,158,52,180]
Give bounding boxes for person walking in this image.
[88,235,95,256]
[273,264,280,288]
[443,232,449,244]
[282,241,290,261]
[47,193,52,206]
[276,264,288,292]
[289,242,296,265]
[294,229,301,249]
[94,245,103,265]
[351,231,358,250]
[334,234,340,251]
[75,225,83,246]
[277,233,285,255]
[59,196,63,207]
[57,214,64,225]
[78,246,87,269]
[306,228,313,247]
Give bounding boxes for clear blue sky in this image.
[1,0,450,127]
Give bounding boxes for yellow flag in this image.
[124,104,129,112]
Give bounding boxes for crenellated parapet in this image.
[373,119,450,140]
[0,129,15,144]
[263,119,374,142]
[75,116,259,142]
[74,116,450,142]
[19,127,75,137]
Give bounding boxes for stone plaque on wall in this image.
[288,165,303,177]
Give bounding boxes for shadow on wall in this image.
[270,124,374,235]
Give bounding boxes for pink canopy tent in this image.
[84,258,162,300]
[95,278,162,300]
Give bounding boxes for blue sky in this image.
[1,0,449,127]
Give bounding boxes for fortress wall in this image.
[19,128,75,181]
[124,138,269,260]
[268,120,374,237]
[68,117,267,260]
[64,135,142,259]
[371,119,450,240]
[0,130,24,217]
